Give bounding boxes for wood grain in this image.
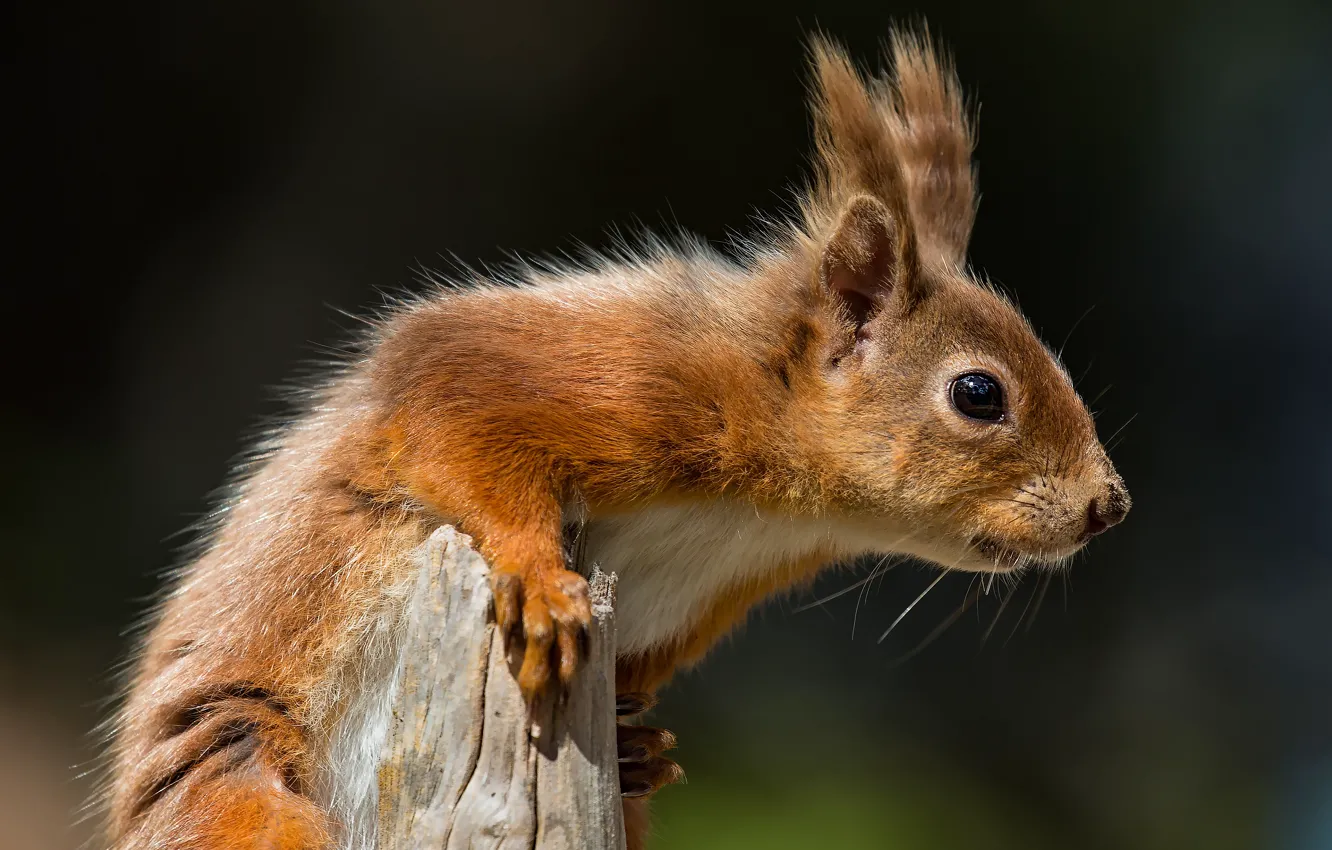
[377,526,625,850]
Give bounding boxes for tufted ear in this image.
[807,32,977,268]
[819,194,919,331]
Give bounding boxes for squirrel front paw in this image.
[617,692,685,798]
[492,567,592,700]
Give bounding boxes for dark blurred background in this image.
[8,2,1332,848]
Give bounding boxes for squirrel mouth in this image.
[972,537,1026,571]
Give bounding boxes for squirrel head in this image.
[791,33,1129,572]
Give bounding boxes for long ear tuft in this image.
[804,29,976,268]
[883,29,977,266]
[807,36,911,225]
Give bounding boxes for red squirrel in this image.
[105,30,1130,850]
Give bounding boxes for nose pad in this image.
[1080,493,1127,542]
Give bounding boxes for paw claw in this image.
[617,723,681,796]
[618,754,685,798]
[615,692,656,717]
[620,780,654,798]
[617,724,675,757]
[492,573,522,637]
[491,568,593,701]
[557,628,580,685]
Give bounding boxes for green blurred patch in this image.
[651,770,1040,850]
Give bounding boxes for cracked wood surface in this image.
[377,526,625,849]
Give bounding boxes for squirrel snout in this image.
[1080,483,1129,542]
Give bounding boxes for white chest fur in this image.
[581,500,894,654]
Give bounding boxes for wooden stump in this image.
[376,526,625,849]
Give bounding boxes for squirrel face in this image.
[819,249,1131,574]
[794,37,1129,574]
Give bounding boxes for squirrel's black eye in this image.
[950,372,1006,422]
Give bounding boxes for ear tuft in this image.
[820,195,901,331]
[884,30,976,265]
[805,29,977,268]
[807,37,908,221]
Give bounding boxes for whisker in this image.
[852,555,900,638]
[1005,577,1040,646]
[962,573,980,608]
[867,556,899,596]
[960,483,1003,497]
[798,476,1013,632]
[793,555,895,613]
[889,579,982,667]
[1057,304,1097,362]
[1087,383,1114,408]
[1024,572,1053,633]
[1107,435,1132,454]
[851,569,873,639]
[1102,412,1138,452]
[1073,358,1096,391]
[989,498,1039,509]
[980,578,1020,647]
[878,571,947,644]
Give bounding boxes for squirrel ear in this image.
[819,194,919,330]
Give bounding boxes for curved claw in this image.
[615,692,657,718]
[620,755,685,798]
[491,567,593,701]
[617,723,682,798]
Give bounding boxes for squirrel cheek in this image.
[972,496,1039,543]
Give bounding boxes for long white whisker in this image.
[851,579,870,639]
[890,578,982,667]
[980,578,1020,647]
[878,571,947,644]
[793,554,895,613]
[851,556,893,639]
[1087,383,1114,409]
[1057,303,1097,362]
[1025,572,1053,633]
[1005,576,1040,645]
[1102,412,1138,451]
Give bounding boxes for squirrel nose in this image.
[1081,492,1127,542]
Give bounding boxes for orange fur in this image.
[104,29,1128,850]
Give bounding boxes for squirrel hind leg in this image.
[111,689,334,849]
[619,747,684,850]
[616,691,684,848]
[122,770,334,850]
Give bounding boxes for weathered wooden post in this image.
[376,526,626,849]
